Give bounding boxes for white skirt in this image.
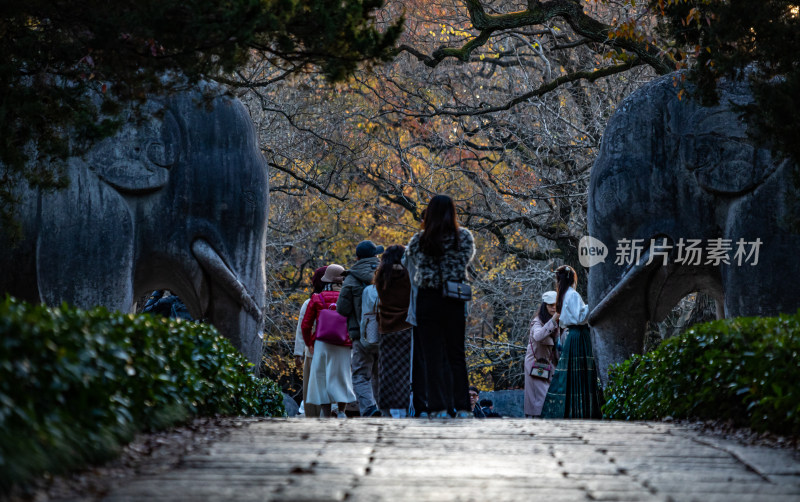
[306,340,356,405]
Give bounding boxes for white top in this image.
[294,299,310,357]
[559,287,589,328]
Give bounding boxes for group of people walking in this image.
[293,193,603,419]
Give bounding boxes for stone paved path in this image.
[97,418,800,502]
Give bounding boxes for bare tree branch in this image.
[412,58,645,118]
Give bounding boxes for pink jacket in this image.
[525,315,561,368]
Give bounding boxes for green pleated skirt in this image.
[541,324,604,419]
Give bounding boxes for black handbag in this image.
[442,280,472,301]
[438,259,471,301]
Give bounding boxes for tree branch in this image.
[267,161,349,201]
[399,0,674,75]
[415,58,645,118]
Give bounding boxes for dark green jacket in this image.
[336,256,379,340]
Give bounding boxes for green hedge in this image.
[603,311,800,434]
[0,296,284,492]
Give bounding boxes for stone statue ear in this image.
[678,109,780,196]
[37,162,135,312]
[88,109,181,194]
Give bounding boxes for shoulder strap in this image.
[316,292,332,309]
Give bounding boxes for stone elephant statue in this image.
[587,73,800,384]
[0,84,269,365]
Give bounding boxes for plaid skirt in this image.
[378,328,413,410]
[541,324,603,419]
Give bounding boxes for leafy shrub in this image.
[603,311,800,435]
[0,296,284,492]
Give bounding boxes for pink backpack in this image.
[314,293,350,345]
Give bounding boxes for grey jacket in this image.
[336,256,379,340]
[401,251,418,326]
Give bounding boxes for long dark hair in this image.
[375,245,405,290]
[536,301,552,324]
[419,194,459,256]
[310,266,328,297]
[555,265,577,314]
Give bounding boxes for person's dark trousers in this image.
[415,287,470,413]
[411,327,428,414]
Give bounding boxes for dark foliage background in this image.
[652,0,800,168]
